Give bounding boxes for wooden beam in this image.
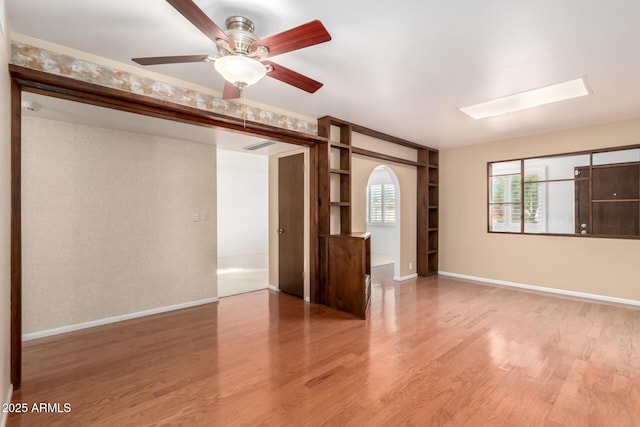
[352,147,428,167]
[11,79,22,388]
[318,115,431,150]
[10,65,327,148]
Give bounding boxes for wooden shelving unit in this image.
[317,117,355,236]
[317,117,354,307]
[317,115,439,316]
[417,148,439,275]
[427,150,439,274]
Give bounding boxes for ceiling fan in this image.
[132,0,332,100]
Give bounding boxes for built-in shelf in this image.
[318,115,438,310]
[425,148,439,276]
[330,141,351,150]
[330,168,350,175]
[321,117,353,236]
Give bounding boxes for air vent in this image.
[243,141,276,151]
[21,101,42,112]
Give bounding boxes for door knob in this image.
[277,228,284,235]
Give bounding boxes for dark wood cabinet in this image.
[592,164,639,200]
[327,233,371,319]
[575,163,640,236]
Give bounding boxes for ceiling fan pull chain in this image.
[241,87,246,128]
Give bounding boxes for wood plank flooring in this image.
[9,265,640,426]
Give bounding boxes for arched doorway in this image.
[365,165,401,279]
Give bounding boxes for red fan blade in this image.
[166,0,233,48]
[263,61,323,93]
[222,81,241,99]
[252,20,331,58]
[132,55,213,66]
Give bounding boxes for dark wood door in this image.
[278,153,304,297]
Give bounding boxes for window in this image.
[489,162,552,233]
[488,146,640,238]
[367,183,395,224]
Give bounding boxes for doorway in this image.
[11,84,318,388]
[216,149,269,297]
[365,165,401,279]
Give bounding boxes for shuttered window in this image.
[489,161,546,233]
[367,183,395,224]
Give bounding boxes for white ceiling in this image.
[7,0,640,149]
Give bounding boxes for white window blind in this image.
[368,183,395,224]
[383,184,395,222]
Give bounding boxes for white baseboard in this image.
[1,384,13,427]
[267,284,278,291]
[22,297,219,341]
[304,296,310,302]
[393,273,418,282]
[439,271,640,307]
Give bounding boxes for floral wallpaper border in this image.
[10,41,318,135]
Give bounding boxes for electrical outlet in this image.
[193,213,200,222]
[409,262,413,270]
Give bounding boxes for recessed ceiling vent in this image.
[21,101,42,112]
[243,140,275,151]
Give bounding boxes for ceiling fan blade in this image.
[166,0,233,48]
[132,54,213,66]
[252,20,331,58]
[222,81,241,100]
[263,61,323,93]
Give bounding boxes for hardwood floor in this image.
[9,266,640,426]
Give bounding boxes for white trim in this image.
[304,296,310,303]
[1,384,12,427]
[22,297,219,341]
[267,284,278,291]
[393,273,418,282]
[439,272,640,307]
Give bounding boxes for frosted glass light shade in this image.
[214,55,267,87]
[459,77,590,119]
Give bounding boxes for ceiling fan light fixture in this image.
[214,55,267,88]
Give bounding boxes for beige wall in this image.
[268,148,310,300]
[22,116,217,334]
[352,155,417,279]
[440,117,640,301]
[351,133,418,162]
[1,10,13,403]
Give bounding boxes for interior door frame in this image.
[9,64,325,388]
